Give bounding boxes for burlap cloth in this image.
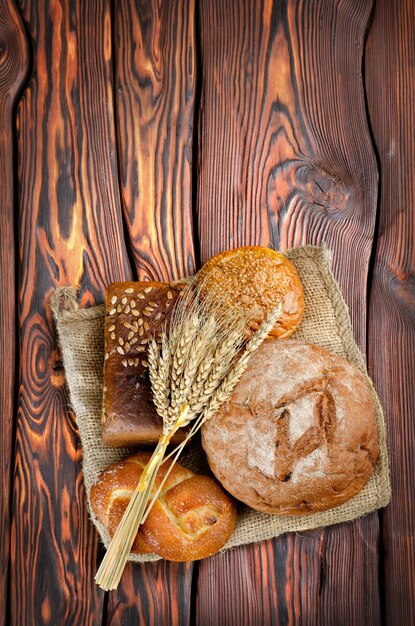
[51,245,391,563]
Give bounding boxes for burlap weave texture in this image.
[51,246,391,563]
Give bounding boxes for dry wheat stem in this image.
[144,302,283,522]
[96,275,282,590]
[95,439,164,590]
[95,407,189,590]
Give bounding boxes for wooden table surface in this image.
[1,0,414,624]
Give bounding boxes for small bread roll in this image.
[202,339,379,514]
[196,246,304,339]
[90,452,236,561]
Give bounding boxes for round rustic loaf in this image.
[90,452,236,561]
[196,246,304,339]
[201,339,379,514]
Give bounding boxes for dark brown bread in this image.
[102,281,186,446]
[90,452,237,561]
[202,339,379,514]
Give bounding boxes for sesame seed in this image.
[125,342,130,351]
[144,322,150,331]
[125,288,134,293]
[117,346,125,355]
[143,310,152,316]
[144,306,154,313]
[118,337,124,345]
[139,327,144,336]
[111,332,116,340]
[104,352,109,360]
[137,318,143,326]
[121,297,127,305]
[130,338,138,345]
[108,324,115,332]
[128,331,134,340]
[148,301,158,307]
[137,293,145,299]
[144,286,153,293]
[136,345,145,352]
[141,338,148,345]
[130,300,136,308]
[167,291,173,299]
[128,358,134,366]
[122,359,127,367]
[111,296,117,305]
[155,312,162,320]
[124,322,131,329]
[117,304,122,312]
[134,358,139,366]
[109,308,116,315]
[124,305,131,314]
[142,360,149,367]
[132,309,140,317]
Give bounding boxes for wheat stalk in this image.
[95,275,282,591]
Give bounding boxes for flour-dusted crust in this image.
[196,246,304,339]
[201,339,379,514]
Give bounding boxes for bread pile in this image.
[90,246,379,561]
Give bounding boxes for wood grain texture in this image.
[108,1,197,622]
[196,0,381,624]
[0,4,29,625]
[114,0,197,282]
[366,1,415,623]
[106,561,192,626]
[11,0,131,624]
[198,0,378,350]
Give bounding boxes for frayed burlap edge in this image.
[51,245,391,563]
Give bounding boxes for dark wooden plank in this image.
[10,1,132,624]
[196,0,381,624]
[114,0,197,282]
[365,1,415,624]
[107,1,197,623]
[0,4,29,626]
[107,561,194,626]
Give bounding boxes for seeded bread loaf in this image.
[196,247,304,338]
[102,281,186,446]
[90,452,237,561]
[201,339,379,514]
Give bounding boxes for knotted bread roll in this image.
[90,452,236,561]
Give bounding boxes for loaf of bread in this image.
[196,246,304,338]
[90,452,237,561]
[202,339,379,514]
[102,281,186,446]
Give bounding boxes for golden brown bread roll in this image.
[90,452,237,561]
[196,246,304,338]
[102,281,187,446]
[202,339,379,514]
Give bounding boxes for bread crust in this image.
[196,247,304,339]
[90,452,237,561]
[102,281,186,446]
[201,339,379,514]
